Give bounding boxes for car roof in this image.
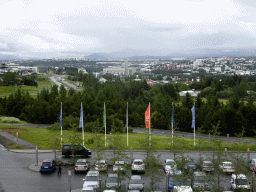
[203,161,212,163]
[42,159,53,162]
[131,175,142,180]
[77,159,88,163]
[133,159,143,162]
[222,161,232,164]
[165,159,175,162]
[193,171,206,176]
[114,161,124,164]
[96,160,106,163]
[86,171,99,176]
[108,173,118,177]
[232,174,247,179]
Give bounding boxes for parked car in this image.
[131,159,145,173]
[219,161,235,174]
[164,159,177,173]
[105,173,119,189]
[40,159,56,173]
[173,185,193,192]
[230,173,250,191]
[128,175,144,191]
[168,169,183,191]
[201,161,214,173]
[81,187,95,192]
[62,144,91,158]
[75,159,90,173]
[113,160,125,172]
[103,190,116,192]
[183,159,196,170]
[83,171,100,189]
[249,159,256,173]
[191,171,210,191]
[95,160,108,171]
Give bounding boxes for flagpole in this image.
[194,103,195,146]
[82,103,84,146]
[149,102,151,145]
[104,102,106,147]
[172,102,173,146]
[61,102,62,147]
[127,102,128,146]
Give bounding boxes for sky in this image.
[1,0,256,58]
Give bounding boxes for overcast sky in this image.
[1,0,256,58]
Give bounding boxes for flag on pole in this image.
[59,103,62,127]
[145,105,150,128]
[79,103,83,128]
[191,105,195,128]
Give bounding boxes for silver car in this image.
[95,160,108,172]
[113,161,125,172]
[83,171,100,189]
[128,175,144,191]
[75,159,90,173]
[131,159,145,173]
[201,161,214,173]
[105,173,119,189]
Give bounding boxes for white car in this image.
[174,186,193,192]
[81,187,95,192]
[164,159,177,173]
[219,162,235,173]
[83,171,99,189]
[95,160,108,171]
[230,173,250,191]
[113,161,125,172]
[131,159,145,173]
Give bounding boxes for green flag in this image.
[103,102,106,127]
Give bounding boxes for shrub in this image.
[1,117,21,123]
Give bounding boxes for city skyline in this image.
[1,0,256,59]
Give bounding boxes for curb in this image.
[8,149,54,153]
[28,162,41,172]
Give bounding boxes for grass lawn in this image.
[0,125,255,151]
[0,80,52,97]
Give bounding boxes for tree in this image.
[59,84,67,101]
[181,92,194,110]
[3,72,16,85]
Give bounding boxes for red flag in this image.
[145,105,150,128]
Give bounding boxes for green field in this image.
[0,125,255,151]
[0,80,53,98]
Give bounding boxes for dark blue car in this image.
[40,159,56,173]
[168,170,184,191]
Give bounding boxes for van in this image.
[62,144,91,158]
[230,174,250,191]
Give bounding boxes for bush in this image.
[47,122,60,130]
[8,145,26,149]
[1,117,21,123]
[62,115,79,130]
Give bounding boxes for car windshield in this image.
[236,179,249,185]
[166,161,175,165]
[85,176,99,181]
[134,161,143,165]
[42,162,51,165]
[130,179,142,184]
[204,162,213,166]
[223,162,232,167]
[76,162,87,165]
[63,146,69,149]
[187,161,194,165]
[107,177,117,183]
[194,176,206,182]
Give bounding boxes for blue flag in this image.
[79,103,83,128]
[191,105,195,128]
[59,103,62,127]
[171,105,174,128]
